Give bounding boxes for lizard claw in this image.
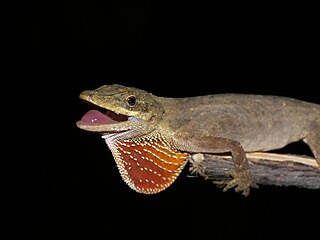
[221,170,257,197]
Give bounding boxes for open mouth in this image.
[78,109,129,125]
[76,92,137,132]
[77,108,130,126]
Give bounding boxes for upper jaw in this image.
[77,89,147,133]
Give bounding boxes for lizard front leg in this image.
[173,135,255,196]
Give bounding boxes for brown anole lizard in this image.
[76,84,320,196]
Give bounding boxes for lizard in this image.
[76,84,320,196]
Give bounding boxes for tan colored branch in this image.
[189,152,320,190]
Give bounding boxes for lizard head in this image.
[76,84,164,133]
[77,84,189,195]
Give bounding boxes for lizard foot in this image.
[222,170,257,196]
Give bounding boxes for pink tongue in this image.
[80,110,118,125]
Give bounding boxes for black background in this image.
[8,1,319,239]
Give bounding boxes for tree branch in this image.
[189,152,320,190]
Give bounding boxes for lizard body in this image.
[76,84,320,195]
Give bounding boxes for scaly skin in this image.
[76,84,320,195]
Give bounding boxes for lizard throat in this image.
[102,133,189,194]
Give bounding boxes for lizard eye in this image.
[126,95,136,107]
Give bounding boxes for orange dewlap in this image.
[107,136,188,194]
